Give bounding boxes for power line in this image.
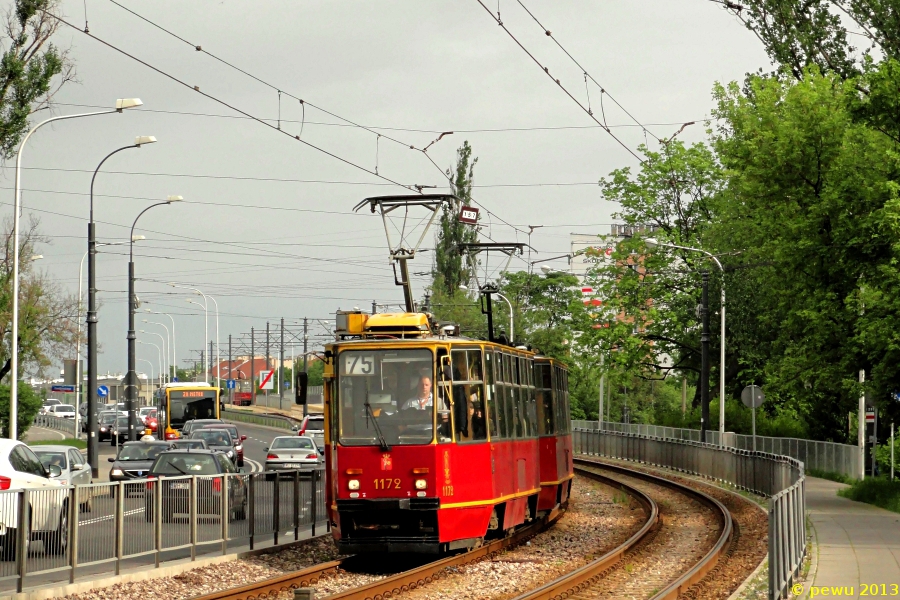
[472,0,645,162]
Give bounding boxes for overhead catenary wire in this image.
[472,0,645,163]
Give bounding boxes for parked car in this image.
[187,429,236,462]
[293,414,325,453]
[143,450,246,523]
[39,399,61,416]
[97,412,120,441]
[181,418,224,438]
[0,439,68,560]
[197,423,245,467]
[265,436,320,474]
[31,445,93,511]
[108,442,173,497]
[49,404,76,419]
[168,439,208,451]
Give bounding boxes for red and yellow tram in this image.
[321,311,573,554]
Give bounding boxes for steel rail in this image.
[510,458,734,600]
[188,469,657,600]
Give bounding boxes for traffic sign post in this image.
[226,379,236,390]
[741,385,765,452]
[98,385,110,399]
[258,370,274,391]
[50,385,76,394]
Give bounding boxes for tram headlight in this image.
[415,479,427,490]
[348,479,360,490]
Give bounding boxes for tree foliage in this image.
[433,141,479,296]
[0,0,75,159]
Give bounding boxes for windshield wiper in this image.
[364,390,391,451]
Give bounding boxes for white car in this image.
[138,407,156,425]
[39,399,60,416]
[0,439,68,561]
[49,404,76,419]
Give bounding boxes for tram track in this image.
[188,460,735,600]
[510,459,734,600]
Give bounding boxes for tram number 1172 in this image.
[374,478,401,490]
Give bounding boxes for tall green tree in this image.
[0,0,75,158]
[433,141,479,296]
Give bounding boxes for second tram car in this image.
[320,311,573,554]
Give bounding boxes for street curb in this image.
[0,528,329,600]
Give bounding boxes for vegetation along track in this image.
[511,459,734,600]
[189,466,660,600]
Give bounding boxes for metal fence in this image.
[574,428,805,600]
[31,414,78,438]
[0,468,326,594]
[221,409,296,430]
[572,420,860,480]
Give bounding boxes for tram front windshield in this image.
[338,349,435,446]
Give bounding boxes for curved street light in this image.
[171,284,219,389]
[146,310,176,382]
[646,238,726,444]
[11,99,144,441]
[140,330,168,384]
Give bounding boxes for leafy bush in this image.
[838,477,900,514]
[0,384,43,439]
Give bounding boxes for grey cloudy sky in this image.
[10,0,770,376]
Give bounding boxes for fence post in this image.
[221,474,229,556]
[293,470,300,541]
[15,489,28,593]
[154,479,162,568]
[311,470,318,537]
[273,472,280,546]
[249,474,256,550]
[189,477,197,561]
[68,486,78,584]
[115,482,124,575]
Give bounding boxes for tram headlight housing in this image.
[415,479,427,490]
[348,479,360,490]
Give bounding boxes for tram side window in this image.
[485,351,500,440]
[553,367,564,435]
[451,349,487,442]
[534,364,552,436]
[563,370,571,434]
[492,351,508,439]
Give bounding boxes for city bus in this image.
[154,382,222,440]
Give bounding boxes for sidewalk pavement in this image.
[806,476,900,595]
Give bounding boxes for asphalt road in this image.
[2,423,326,590]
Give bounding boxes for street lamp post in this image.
[185,298,208,377]
[127,197,181,441]
[146,310,176,381]
[140,330,168,384]
[87,127,154,473]
[137,358,156,390]
[137,341,162,392]
[10,100,144,444]
[646,238,727,444]
[142,321,170,383]
[172,284,218,389]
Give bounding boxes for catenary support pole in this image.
[279,318,285,411]
[251,328,255,407]
[700,271,710,444]
[228,334,233,405]
[859,368,866,480]
[303,317,309,418]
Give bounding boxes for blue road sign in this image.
[172,376,178,382]
[98,385,110,398]
[50,385,75,393]
[226,379,236,390]
[284,380,291,389]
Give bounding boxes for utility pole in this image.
[265,321,270,408]
[700,271,710,444]
[598,353,604,430]
[209,340,213,385]
[228,334,233,406]
[859,369,865,480]
[200,351,204,383]
[372,300,377,314]
[250,327,255,407]
[303,317,309,418]
[279,317,285,411]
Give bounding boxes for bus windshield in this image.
[338,348,436,446]
[167,389,218,430]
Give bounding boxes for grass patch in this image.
[807,468,855,485]
[28,438,86,449]
[837,476,900,513]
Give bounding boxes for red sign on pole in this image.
[459,206,479,224]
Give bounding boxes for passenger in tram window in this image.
[470,394,487,440]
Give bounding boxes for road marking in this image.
[28,426,66,440]
[244,458,262,473]
[80,506,143,526]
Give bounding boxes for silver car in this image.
[30,446,93,511]
[264,436,320,473]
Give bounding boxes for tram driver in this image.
[401,375,433,410]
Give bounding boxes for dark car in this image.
[188,429,236,463]
[108,441,173,496]
[198,423,245,467]
[110,416,134,445]
[169,439,208,450]
[97,412,121,441]
[181,419,224,438]
[143,450,246,522]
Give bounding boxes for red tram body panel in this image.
[322,311,573,554]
